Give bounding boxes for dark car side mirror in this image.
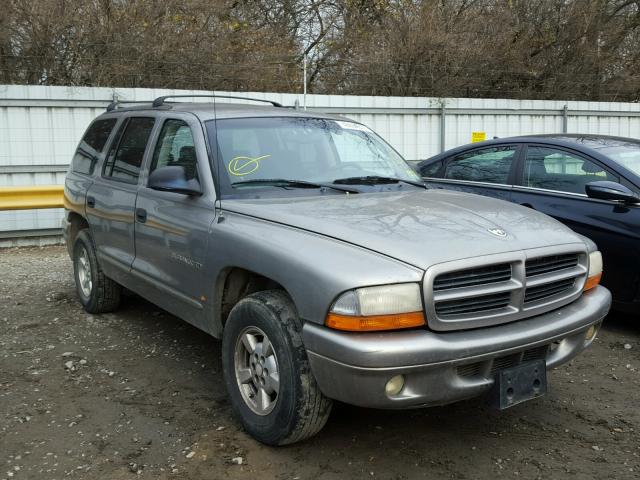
[585,181,640,204]
[148,166,202,196]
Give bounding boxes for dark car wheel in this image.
[222,290,332,445]
[73,229,121,313]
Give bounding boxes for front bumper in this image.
[303,286,611,409]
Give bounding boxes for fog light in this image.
[585,324,599,341]
[385,375,405,396]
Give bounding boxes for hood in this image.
[223,189,584,270]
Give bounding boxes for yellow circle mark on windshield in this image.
[228,155,271,176]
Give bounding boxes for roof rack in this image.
[105,100,153,112]
[151,95,283,108]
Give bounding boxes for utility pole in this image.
[303,53,308,111]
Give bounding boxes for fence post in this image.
[440,100,446,153]
[562,104,568,133]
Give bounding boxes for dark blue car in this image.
[416,135,640,313]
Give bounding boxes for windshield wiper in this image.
[332,175,427,189]
[231,178,359,194]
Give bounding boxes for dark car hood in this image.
[222,189,585,270]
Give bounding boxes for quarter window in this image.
[419,159,444,177]
[444,146,517,184]
[103,117,155,183]
[523,146,618,195]
[150,119,198,180]
[72,118,117,175]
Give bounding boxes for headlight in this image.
[584,251,603,291]
[326,283,425,331]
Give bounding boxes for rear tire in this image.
[73,229,121,313]
[222,290,332,445]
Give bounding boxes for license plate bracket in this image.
[491,359,547,409]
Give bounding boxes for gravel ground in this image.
[1,245,639,480]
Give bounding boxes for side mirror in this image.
[585,181,639,204]
[148,166,202,196]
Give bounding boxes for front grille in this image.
[522,345,549,362]
[490,353,522,375]
[436,292,511,317]
[526,253,579,276]
[456,344,550,379]
[524,278,575,303]
[523,253,581,304]
[426,248,588,331]
[434,263,512,291]
[457,363,483,378]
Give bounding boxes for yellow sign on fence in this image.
[471,131,487,143]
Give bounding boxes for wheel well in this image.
[67,212,89,254]
[218,268,286,326]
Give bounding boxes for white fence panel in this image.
[1,84,639,243]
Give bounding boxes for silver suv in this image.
[63,95,611,445]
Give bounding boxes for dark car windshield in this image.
[569,137,640,177]
[598,144,640,177]
[206,117,420,194]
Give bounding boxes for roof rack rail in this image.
[151,95,283,108]
[105,100,153,112]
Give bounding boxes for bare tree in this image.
[1,0,640,100]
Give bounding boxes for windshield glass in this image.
[207,117,420,193]
[599,145,640,176]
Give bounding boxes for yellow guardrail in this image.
[0,185,64,211]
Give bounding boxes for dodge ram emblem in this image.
[488,227,507,237]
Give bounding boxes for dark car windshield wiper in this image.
[332,175,427,189]
[231,178,359,194]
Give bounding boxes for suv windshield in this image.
[207,117,421,194]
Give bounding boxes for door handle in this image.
[135,208,147,223]
[86,196,96,208]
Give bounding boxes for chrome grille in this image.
[425,246,588,331]
[524,253,582,305]
[433,263,512,291]
[524,278,575,304]
[435,292,511,317]
[526,253,579,276]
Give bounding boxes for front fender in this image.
[205,211,424,336]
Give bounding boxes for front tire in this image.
[222,290,332,445]
[73,229,121,313]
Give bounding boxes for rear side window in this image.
[72,119,117,175]
[103,117,155,183]
[445,146,517,184]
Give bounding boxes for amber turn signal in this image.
[326,311,425,332]
[583,272,602,292]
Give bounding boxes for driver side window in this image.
[150,119,199,180]
[523,146,618,194]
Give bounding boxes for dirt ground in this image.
[1,246,639,480]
